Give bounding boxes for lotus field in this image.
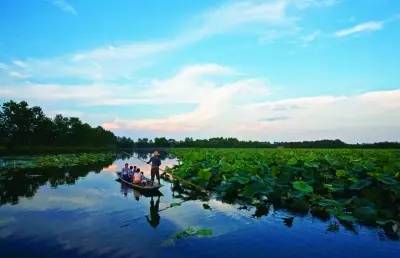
[0,153,116,170]
[169,148,400,228]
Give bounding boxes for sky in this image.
[0,0,399,143]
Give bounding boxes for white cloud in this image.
[50,0,77,15]
[3,39,181,81]
[301,30,320,43]
[196,0,336,42]
[104,78,269,133]
[334,21,383,37]
[1,0,337,82]
[197,0,291,37]
[291,0,338,9]
[253,90,400,143]
[0,64,267,106]
[2,61,398,143]
[102,85,400,143]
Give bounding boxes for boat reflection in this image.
[119,181,163,199]
[119,182,163,228]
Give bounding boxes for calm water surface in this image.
[0,152,399,258]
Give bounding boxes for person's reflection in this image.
[146,196,160,228]
[120,183,129,197]
[133,189,141,201]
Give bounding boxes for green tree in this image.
[0,100,120,150]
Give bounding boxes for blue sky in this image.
[0,0,399,142]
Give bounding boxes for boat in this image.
[116,172,163,192]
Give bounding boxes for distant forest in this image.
[128,137,400,149]
[0,100,120,151]
[1,100,399,153]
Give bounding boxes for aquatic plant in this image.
[170,148,400,231]
[162,227,213,246]
[0,153,116,170]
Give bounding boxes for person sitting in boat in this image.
[121,163,130,181]
[128,165,134,180]
[147,151,161,185]
[140,171,148,185]
[133,168,143,185]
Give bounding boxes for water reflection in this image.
[0,151,173,207]
[147,196,161,228]
[0,151,399,258]
[0,161,112,206]
[118,182,162,229]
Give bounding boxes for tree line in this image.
[1,100,399,152]
[132,137,400,149]
[0,100,130,150]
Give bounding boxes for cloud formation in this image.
[103,86,400,143]
[2,0,337,82]
[0,64,263,106]
[1,61,399,143]
[334,21,384,37]
[50,0,77,15]
[1,0,398,143]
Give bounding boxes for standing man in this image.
[147,150,161,185]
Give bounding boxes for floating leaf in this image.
[353,206,378,224]
[376,219,398,226]
[323,184,334,191]
[170,148,400,225]
[196,228,213,237]
[349,179,372,190]
[292,181,313,194]
[242,181,270,198]
[229,175,250,185]
[170,202,181,208]
[173,227,213,240]
[316,198,341,208]
[335,169,347,178]
[336,214,357,223]
[287,158,297,166]
[377,175,397,185]
[197,168,212,182]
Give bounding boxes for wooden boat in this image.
[116,172,163,191]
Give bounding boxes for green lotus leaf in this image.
[353,206,378,224]
[377,175,397,185]
[316,198,341,208]
[287,158,297,166]
[197,168,212,182]
[229,175,250,185]
[335,169,347,178]
[336,214,357,223]
[242,181,270,198]
[349,179,372,190]
[196,228,213,237]
[292,181,313,194]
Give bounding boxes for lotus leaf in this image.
[349,179,372,190]
[292,181,313,194]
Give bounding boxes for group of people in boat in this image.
[120,151,162,186]
[121,163,148,185]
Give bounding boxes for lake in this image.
[0,151,399,258]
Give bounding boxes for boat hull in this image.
[116,172,163,192]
